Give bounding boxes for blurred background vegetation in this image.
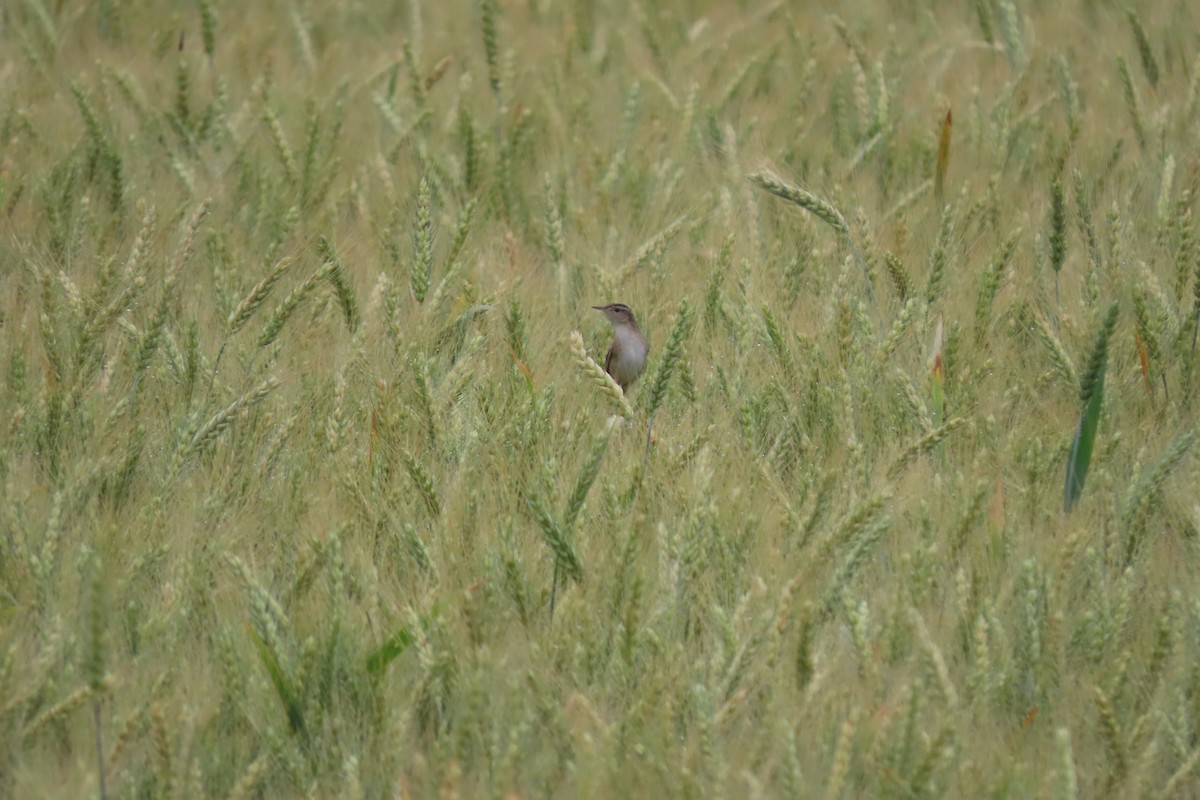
[2,0,1200,796]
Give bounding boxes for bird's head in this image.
[593,303,638,327]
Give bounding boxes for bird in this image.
[593,303,648,394]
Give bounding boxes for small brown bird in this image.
[593,303,649,393]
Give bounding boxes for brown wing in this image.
[604,343,628,390]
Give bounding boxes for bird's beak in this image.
[592,305,604,311]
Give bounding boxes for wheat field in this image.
[2,0,1200,797]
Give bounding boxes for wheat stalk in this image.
[569,330,633,419]
[748,170,849,234]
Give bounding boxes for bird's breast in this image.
[615,327,648,360]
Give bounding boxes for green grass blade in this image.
[1064,361,1105,513]
[366,626,415,675]
[1065,302,1118,512]
[248,626,306,736]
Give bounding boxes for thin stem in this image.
[93,699,107,800]
[642,414,655,471]
[205,339,228,409]
[549,561,559,618]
